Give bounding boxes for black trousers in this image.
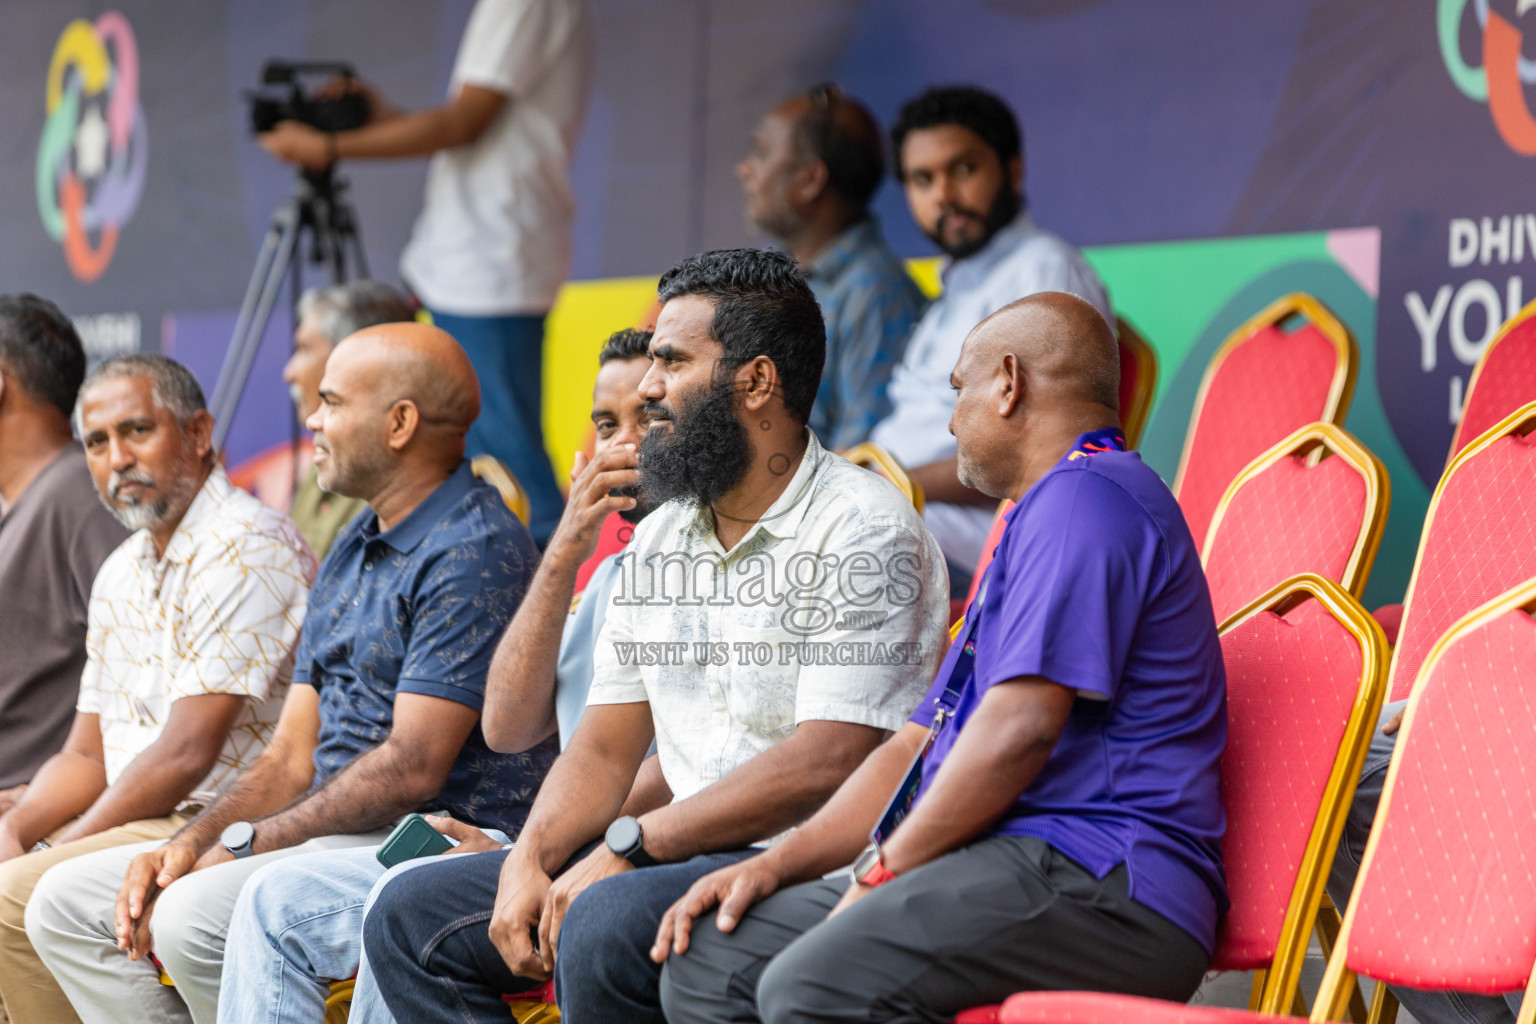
[362,843,758,1023]
[659,835,1210,1024]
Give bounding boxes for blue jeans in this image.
[217,835,507,1024]
[363,845,758,1024]
[1327,700,1522,1024]
[427,311,564,547]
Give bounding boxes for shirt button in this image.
[364,561,373,572]
[353,598,360,607]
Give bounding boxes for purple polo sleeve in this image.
[975,469,1162,702]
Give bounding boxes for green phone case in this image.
[376,812,454,868]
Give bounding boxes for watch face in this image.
[221,820,255,851]
[605,816,642,856]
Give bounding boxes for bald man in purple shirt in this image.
[651,292,1228,1024]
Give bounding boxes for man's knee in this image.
[560,876,656,966]
[25,857,101,948]
[236,857,320,935]
[0,852,41,932]
[151,877,224,971]
[756,933,845,1024]
[657,935,737,1024]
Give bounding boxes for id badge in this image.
[868,576,982,848]
[870,710,947,847]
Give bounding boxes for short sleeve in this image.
[290,622,314,687]
[977,471,1161,701]
[585,552,648,706]
[452,0,577,97]
[76,608,106,715]
[169,533,314,702]
[790,515,949,733]
[397,533,535,709]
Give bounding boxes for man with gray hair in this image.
[0,354,315,1024]
[284,281,414,558]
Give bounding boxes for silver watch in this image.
[220,821,257,859]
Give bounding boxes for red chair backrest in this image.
[1387,404,1536,702]
[1116,318,1158,450]
[1450,299,1536,461]
[1213,580,1384,972]
[1343,586,1536,993]
[1202,424,1387,625]
[1174,294,1356,552]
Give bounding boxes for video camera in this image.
[248,61,370,135]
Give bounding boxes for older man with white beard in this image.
[0,355,314,1024]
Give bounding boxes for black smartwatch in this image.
[604,815,657,868]
[220,821,257,859]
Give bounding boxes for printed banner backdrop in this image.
[0,0,1528,604]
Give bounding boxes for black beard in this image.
[927,185,1021,261]
[639,378,754,511]
[612,482,652,524]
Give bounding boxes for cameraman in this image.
[260,0,593,547]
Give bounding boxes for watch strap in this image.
[858,859,897,887]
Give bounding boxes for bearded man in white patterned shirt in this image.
[360,248,950,1024]
[0,355,314,1024]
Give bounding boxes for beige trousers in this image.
[0,816,185,1024]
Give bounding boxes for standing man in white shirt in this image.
[870,85,1112,585]
[260,0,594,548]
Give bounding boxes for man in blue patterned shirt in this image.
[737,85,925,452]
[28,322,548,1024]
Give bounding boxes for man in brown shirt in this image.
[0,295,128,807]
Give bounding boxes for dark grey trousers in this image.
[659,835,1210,1024]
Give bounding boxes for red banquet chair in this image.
[954,574,1388,1023]
[1381,401,1536,702]
[1202,423,1389,624]
[991,575,1536,1024]
[1450,296,1536,461]
[1373,301,1536,643]
[1173,294,1357,553]
[1117,317,1159,450]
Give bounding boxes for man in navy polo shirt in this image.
[653,292,1228,1024]
[28,322,548,1024]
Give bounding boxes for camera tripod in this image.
[208,167,368,451]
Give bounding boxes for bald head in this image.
[963,292,1119,410]
[949,292,1121,500]
[308,321,482,504]
[334,321,481,434]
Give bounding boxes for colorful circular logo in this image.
[35,12,147,283]
[1439,0,1536,154]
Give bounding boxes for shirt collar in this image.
[149,464,236,567]
[940,210,1040,289]
[804,218,881,283]
[1063,427,1129,463]
[363,460,476,554]
[684,429,827,553]
[1005,428,1129,521]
